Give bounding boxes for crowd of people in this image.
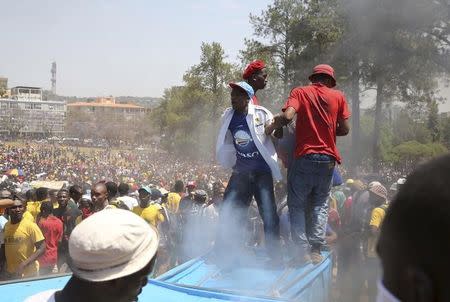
[1,61,446,302]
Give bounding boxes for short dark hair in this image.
[69,184,83,196]
[118,182,130,196]
[40,201,53,214]
[379,154,450,285]
[35,187,49,201]
[25,189,36,201]
[105,181,118,197]
[58,188,70,195]
[174,180,184,193]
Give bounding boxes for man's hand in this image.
[273,127,283,139]
[15,263,27,278]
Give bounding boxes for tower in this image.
[51,62,56,95]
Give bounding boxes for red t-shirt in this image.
[38,216,63,267]
[283,83,350,163]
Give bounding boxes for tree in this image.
[151,42,237,159]
[184,42,236,121]
[427,100,440,142]
[246,0,306,96]
[390,140,448,171]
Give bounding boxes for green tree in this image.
[151,42,235,159]
[427,100,440,142]
[184,42,236,121]
[246,0,306,96]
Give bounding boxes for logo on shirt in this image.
[234,130,252,147]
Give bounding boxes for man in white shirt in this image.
[215,81,281,264]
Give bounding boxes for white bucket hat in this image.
[68,209,159,282]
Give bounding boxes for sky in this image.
[1,0,271,97]
[1,0,449,112]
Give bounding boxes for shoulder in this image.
[253,105,273,118]
[326,87,346,100]
[221,107,233,118]
[151,203,163,210]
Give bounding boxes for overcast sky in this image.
[1,0,449,112]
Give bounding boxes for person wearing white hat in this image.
[25,209,159,302]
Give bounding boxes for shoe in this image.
[310,251,323,264]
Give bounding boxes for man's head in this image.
[309,64,336,88]
[243,60,267,91]
[79,197,94,212]
[40,201,54,218]
[368,183,387,206]
[229,82,254,113]
[35,187,49,202]
[138,187,151,207]
[173,180,184,193]
[118,182,130,197]
[57,189,70,209]
[69,184,83,203]
[24,189,36,202]
[194,190,208,204]
[69,209,159,302]
[105,181,118,199]
[49,189,58,203]
[186,181,197,195]
[377,155,450,302]
[91,183,109,210]
[7,199,25,224]
[150,189,163,202]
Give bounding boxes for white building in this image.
[0,86,66,136]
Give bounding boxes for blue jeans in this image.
[287,154,335,251]
[217,170,280,254]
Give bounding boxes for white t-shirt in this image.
[24,290,58,302]
[117,195,138,210]
[0,215,8,244]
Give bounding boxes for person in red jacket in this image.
[38,201,63,275]
[266,64,351,264]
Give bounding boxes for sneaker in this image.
[310,251,323,264]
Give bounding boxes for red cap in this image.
[309,64,336,87]
[186,181,196,188]
[242,60,266,80]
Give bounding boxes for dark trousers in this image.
[287,154,335,251]
[216,170,280,257]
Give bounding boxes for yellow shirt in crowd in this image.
[4,218,45,277]
[133,204,165,227]
[23,211,35,222]
[167,193,181,214]
[26,201,42,222]
[367,205,387,258]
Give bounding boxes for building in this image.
[66,97,148,141]
[67,96,146,119]
[0,86,66,136]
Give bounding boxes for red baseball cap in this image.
[186,181,196,188]
[309,64,336,87]
[242,60,266,80]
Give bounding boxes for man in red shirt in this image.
[266,64,350,264]
[38,201,63,275]
[242,60,268,105]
